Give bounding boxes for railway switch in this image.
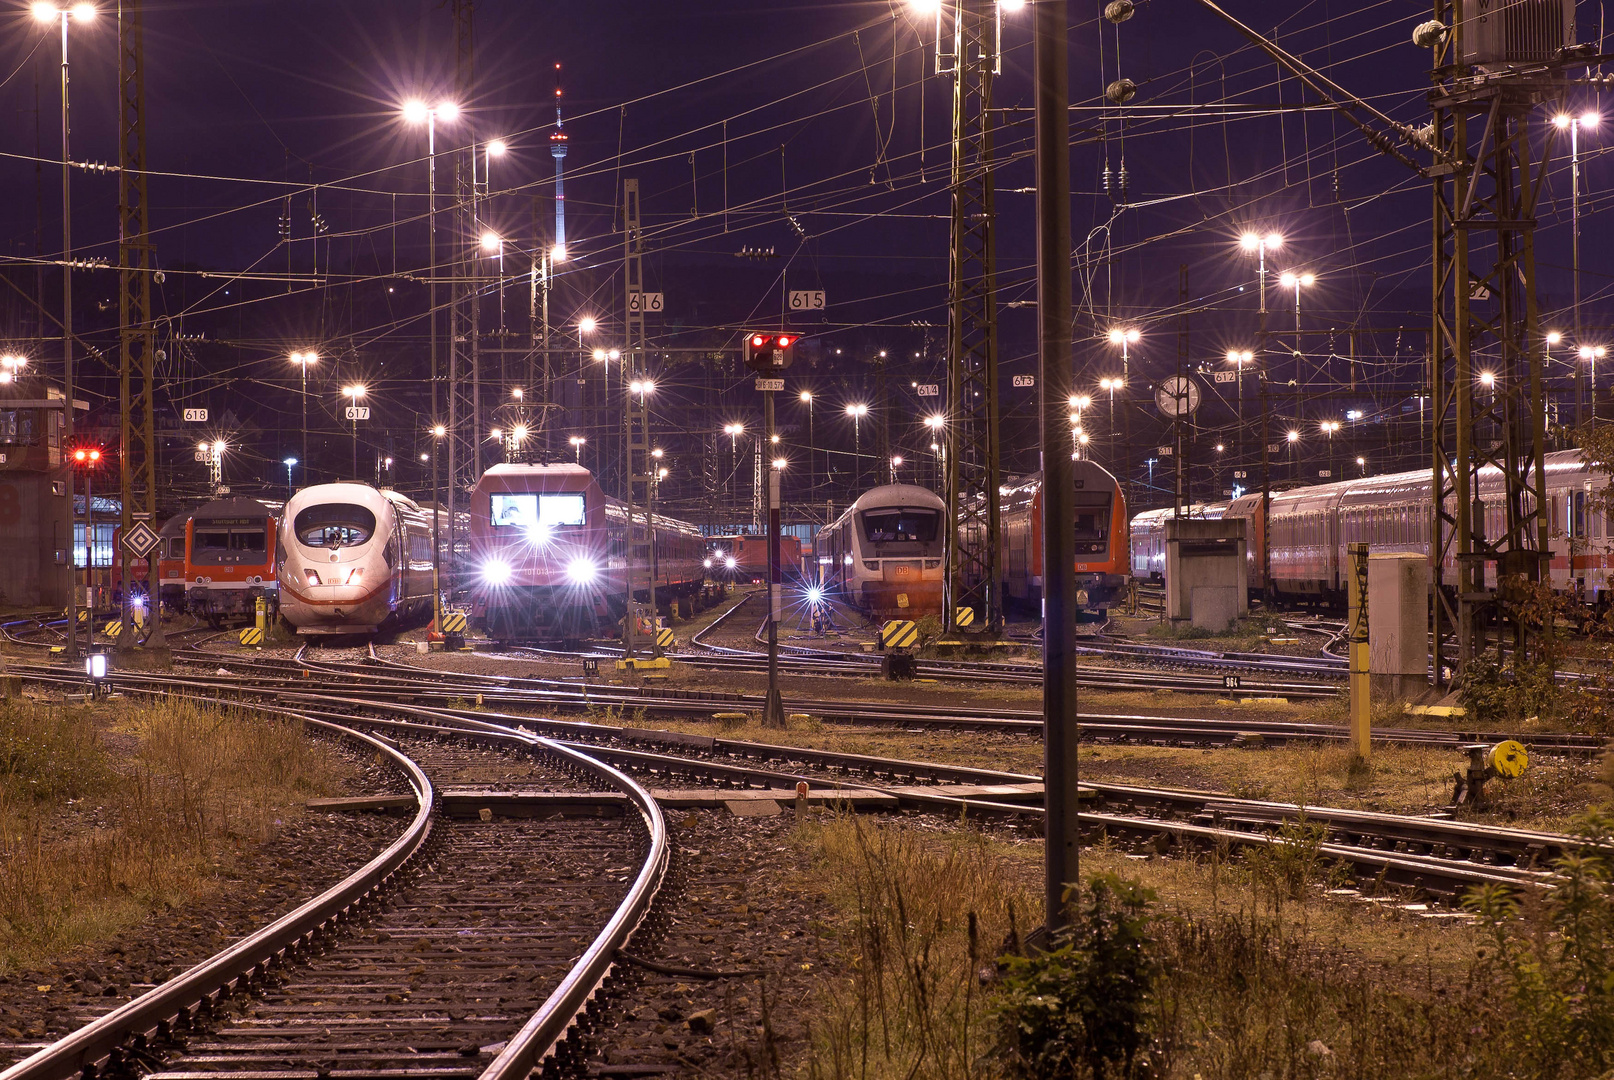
[1452,741,1530,807]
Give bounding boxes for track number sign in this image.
[183,408,208,422]
[628,291,664,313]
[788,290,826,311]
[345,406,370,421]
[916,384,939,397]
[1012,375,1035,388]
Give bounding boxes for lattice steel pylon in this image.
[942,0,1003,637]
[116,0,161,651]
[1428,3,1567,683]
[621,179,658,660]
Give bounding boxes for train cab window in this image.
[294,505,376,548]
[861,508,939,543]
[195,527,265,552]
[491,493,586,529]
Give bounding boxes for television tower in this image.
[550,63,567,256]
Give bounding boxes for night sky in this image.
[0,0,1606,517]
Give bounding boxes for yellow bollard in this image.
[1347,542,1370,761]
[255,596,268,636]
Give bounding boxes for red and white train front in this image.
[470,463,613,638]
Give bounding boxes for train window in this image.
[195,528,265,553]
[294,504,376,547]
[1573,491,1587,539]
[492,493,586,529]
[861,508,939,543]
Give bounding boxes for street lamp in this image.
[1278,271,1316,336]
[799,390,814,498]
[289,350,318,480]
[342,384,366,478]
[1579,344,1607,425]
[283,457,297,494]
[36,2,97,553]
[845,403,869,487]
[569,435,585,463]
[1105,327,1140,377]
[890,455,903,482]
[1237,230,1283,314]
[402,97,458,514]
[1554,111,1599,354]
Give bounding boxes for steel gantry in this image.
[1427,3,1569,681]
[941,0,1003,637]
[116,0,162,651]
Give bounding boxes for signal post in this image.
[745,331,796,728]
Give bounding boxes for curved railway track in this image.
[0,687,670,1080]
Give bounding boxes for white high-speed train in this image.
[278,483,437,635]
[817,483,946,615]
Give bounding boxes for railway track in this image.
[0,695,669,1080]
[679,591,1346,696]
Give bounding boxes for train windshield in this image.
[1073,492,1112,542]
[294,504,376,548]
[861,508,939,543]
[491,493,586,529]
[193,520,268,556]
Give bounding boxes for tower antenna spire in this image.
[550,62,567,257]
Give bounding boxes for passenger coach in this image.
[989,461,1129,615]
[818,483,946,616]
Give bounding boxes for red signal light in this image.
[777,335,794,348]
[751,334,766,347]
[72,447,101,466]
[73,449,86,463]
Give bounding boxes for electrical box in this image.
[1462,0,1573,67]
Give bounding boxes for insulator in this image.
[1412,19,1447,48]
[1105,78,1137,105]
[1104,0,1135,24]
[1102,164,1112,197]
[1118,163,1130,201]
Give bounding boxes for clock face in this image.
[1155,376,1201,417]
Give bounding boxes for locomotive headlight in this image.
[843,555,854,566]
[806,586,823,604]
[527,522,553,546]
[344,568,364,586]
[566,558,598,584]
[724,556,737,570]
[304,569,322,585]
[703,558,713,569]
[483,560,513,586]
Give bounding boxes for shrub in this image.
[992,874,1158,1080]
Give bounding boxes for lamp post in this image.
[342,385,366,478]
[1068,394,1091,460]
[1545,331,1564,430]
[1554,111,1598,361]
[1320,419,1340,480]
[37,2,96,654]
[799,390,814,499]
[1238,231,1284,314]
[1579,345,1607,425]
[283,457,297,495]
[845,403,868,488]
[1225,349,1252,447]
[289,351,317,480]
[1286,428,1300,479]
[723,423,744,519]
[1105,327,1140,378]
[889,455,903,483]
[569,435,585,463]
[924,414,945,490]
[403,98,457,565]
[1279,271,1315,426]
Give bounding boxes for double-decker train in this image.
[1128,449,1613,608]
[184,498,282,625]
[817,483,946,616]
[986,461,1130,615]
[277,483,437,635]
[469,462,707,640]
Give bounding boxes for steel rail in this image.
[0,716,435,1080]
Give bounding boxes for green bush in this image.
[1465,810,1614,1075]
[992,874,1158,1080]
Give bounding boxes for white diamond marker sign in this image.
[121,520,161,558]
